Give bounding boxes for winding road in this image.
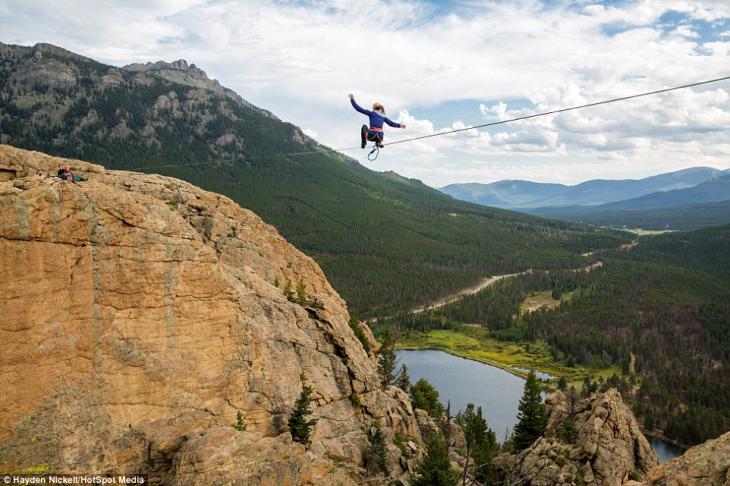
[412,259,607,315]
[377,241,640,321]
[365,241,637,324]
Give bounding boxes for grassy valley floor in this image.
[395,328,620,385]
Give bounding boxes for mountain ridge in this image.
[558,172,730,212]
[440,166,723,209]
[531,173,730,228]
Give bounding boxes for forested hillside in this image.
[541,199,730,230]
[388,225,730,445]
[0,41,623,315]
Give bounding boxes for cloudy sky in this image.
[3,0,730,186]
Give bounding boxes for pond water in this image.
[396,349,525,440]
[395,349,683,463]
[649,436,685,464]
[514,367,555,380]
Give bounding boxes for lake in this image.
[648,437,685,464]
[395,348,683,463]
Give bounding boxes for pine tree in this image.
[349,318,371,354]
[395,364,411,392]
[568,385,578,416]
[364,420,389,476]
[455,403,497,486]
[557,418,578,444]
[283,279,294,301]
[409,433,458,486]
[232,410,247,432]
[377,331,398,388]
[557,376,567,390]
[551,287,563,300]
[474,439,498,486]
[288,383,318,446]
[295,279,308,304]
[456,403,488,448]
[513,372,548,451]
[410,378,445,418]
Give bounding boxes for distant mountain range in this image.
[532,173,730,214]
[440,167,725,209]
[440,168,730,230]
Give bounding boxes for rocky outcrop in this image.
[122,58,277,118]
[0,145,421,484]
[497,389,659,485]
[647,431,730,486]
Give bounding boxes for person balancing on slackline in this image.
[349,93,406,149]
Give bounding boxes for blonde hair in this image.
[372,102,385,113]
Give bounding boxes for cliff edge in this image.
[0,145,420,484]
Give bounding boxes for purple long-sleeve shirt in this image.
[351,98,401,129]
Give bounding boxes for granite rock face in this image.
[647,431,730,486]
[0,145,420,484]
[121,58,267,114]
[497,389,659,485]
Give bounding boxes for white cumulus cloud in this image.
[2,0,730,185]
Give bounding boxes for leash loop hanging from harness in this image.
[367,145,380,161]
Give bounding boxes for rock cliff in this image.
[496,389,659,485]
[0,145,421,484]
[646,431,730,486]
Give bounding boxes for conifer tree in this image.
[513,372,548,451]
[283,279,294,301]
[568,385,578,416]
[557,376,567,390]
[377,330,398,388]
[410,378,445,418]
[409,433,458,486]
[557,418,578,444]
[232,410,247,432]
[295,279,308,304]
[348,316,371,354]
[395,363,411,392]
[456,403,497,486]
[288,383,318,446]
[364,420,389,476]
